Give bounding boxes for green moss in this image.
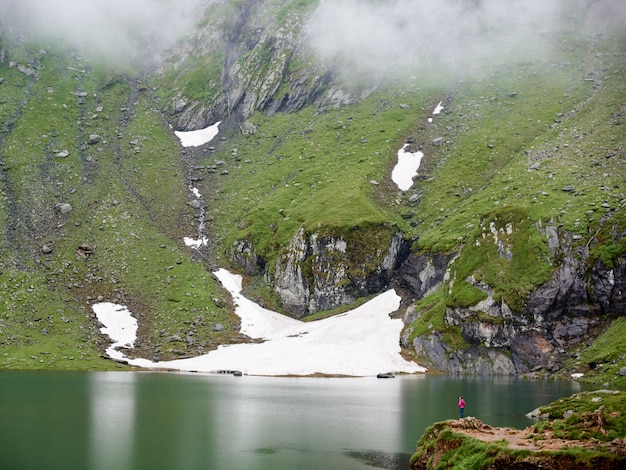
[535,391,626,442]
[158,55,224,104]
[568,317,626,389]
[447,207,553,311]
[408,290,447,341]
[407,289,467,353]
[447,281,488,309]
[591,210,626,268]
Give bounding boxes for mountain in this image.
[0,0,624,382]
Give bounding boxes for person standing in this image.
[458,396,466,418]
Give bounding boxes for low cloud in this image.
[0,0,209,62]
[304,0,625,78]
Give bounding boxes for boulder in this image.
[54,202,72,214]
[87,134,102,145]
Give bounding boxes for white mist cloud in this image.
[0,0,209,62]
[304,0,596,76]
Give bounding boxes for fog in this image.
[305,0,626,77]
[2,0,624,71]
[0,0,210,61]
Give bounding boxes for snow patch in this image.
[391,144,423,191]
[175,121,220,147]
[428,101,444,123]
[92,269,426,376]
[183,237,208,248]
[92,303,138,361]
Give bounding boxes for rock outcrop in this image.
[402,223,626,375]
[233,227,411,318]
[412,391,626,469]
[157,0,370,132]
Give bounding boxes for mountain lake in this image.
[0,371,594,470]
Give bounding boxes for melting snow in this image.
[92,303,138,361]
[391,144,423,191]
[428,101,444,123]
[93,269,425,377]
[183,237,208,248]
[175,121,221,147]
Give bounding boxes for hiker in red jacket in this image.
[458,396,466,418]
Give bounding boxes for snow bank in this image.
[92,303,138,361]
[183,236,208,248]
[175,122,220,147]
[93,269,425,376]
[391,144,423,191]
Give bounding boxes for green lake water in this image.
[0,371,591,470]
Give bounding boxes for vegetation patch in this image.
[411,391,626,469]
[0,1,624,371]
[446,207,553,311]
[565,317,626,390]
[204,86,443,268]
[0,41,234,368]
[407,290,467,353]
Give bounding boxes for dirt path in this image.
[447,417,624,453]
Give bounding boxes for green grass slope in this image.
[0,43,238,369]
[0,0,624,371]
[198,5,624,309]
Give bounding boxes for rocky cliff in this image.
[401,223,626,375]
[148,0,626,376]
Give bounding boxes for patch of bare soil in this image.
[448,416,626,455]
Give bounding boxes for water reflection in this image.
[345,450,414,470]
[0,371,590,470]
[212,377,407,469]
[89,372,136,470]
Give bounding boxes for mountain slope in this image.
[0,0,624,379]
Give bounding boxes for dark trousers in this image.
[459,407,464,418]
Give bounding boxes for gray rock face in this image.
[527,225,625,346]
[263,229,410,318]
[231,239,263,276]
[402,224,626,375]
[397,251,455,299]
[271,228,312,318]
[411,332,521,375]
[160,1,368,131]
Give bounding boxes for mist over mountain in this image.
[305,0,626,77]
[0,0,209,61]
